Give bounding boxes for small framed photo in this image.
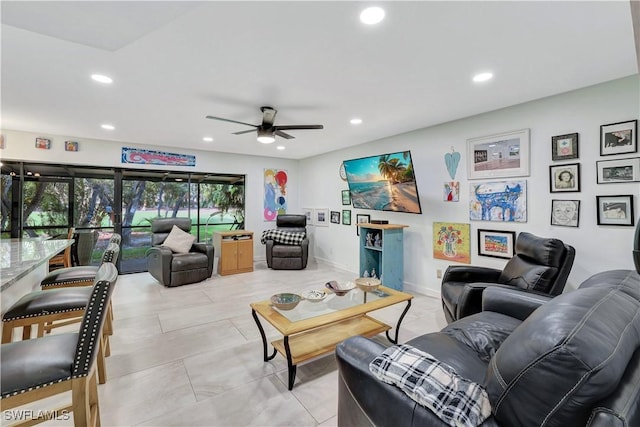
[600,120,637,156]
[596,195,635,226]
[330,210,341,224]
[342,210,351,225]
[549,163,580,193]
[477,229,516,259]
[356,213,370,235]
[551,133,578,161]
[551,199,580,227]
[341,190,351,205]
[35,137,51,149]
[314,208,329,227]
[596,157,640,184]
[65,141,79,151]
[302,208,314,226]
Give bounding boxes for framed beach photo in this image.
[35,137,51,149]
[477,229,516,259]
[342,210,351,225]
[467,129,530,180]
[330,211,340,224]
[596,195,634,226]
[551,133,578,161]
[600,120,637,156]
[551,199,580,227]
[341,190,351,205]
[549,163,580,193]
[315,208,329,227]
[596,157,640,184]
[302,208,314,226]
[356,214,370,235]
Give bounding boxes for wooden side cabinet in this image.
[357,223,408,291]
[212,231,254,276]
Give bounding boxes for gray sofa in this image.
[265,214,309,270]
[336,269,640,427]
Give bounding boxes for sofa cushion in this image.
[162,225,196,253]
[369,344,491,427]
[486,280,640,427]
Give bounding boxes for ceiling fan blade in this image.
[233,129,256,135]
[274,130,295,139]
[260,106,277,126]
[274,124,324,131]
[205,115,258,128]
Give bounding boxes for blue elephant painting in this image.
[469,180,527,222]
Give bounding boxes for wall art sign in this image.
[477,229,516,259]
[433,222,471,264]
[551,199,580,227]
[469,180,527,222]
[263,169,288,221]
[596,157,640,184]
[551,133,579,161]
[600,120,637,156]
[467,129,530,179]
[121,147,196,166]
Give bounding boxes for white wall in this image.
[0,130,301,259]
[300,75,640,296]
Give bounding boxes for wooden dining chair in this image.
[0,263,118,426]
[48,227,76,271]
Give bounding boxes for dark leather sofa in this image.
[336,269,640,427]
[265,214,309,270]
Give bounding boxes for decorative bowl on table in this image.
[325,280,356,296]
[270,293,302,310]
[302,289,327,303]
[355,277,381,292]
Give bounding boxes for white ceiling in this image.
[1,1,638,160]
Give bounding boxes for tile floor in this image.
[7,260,446,426]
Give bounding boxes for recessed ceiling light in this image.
[101,124,115,130]
[91,74,113,84]
[203,137,214,142]
[473,72,493,83]
[276,145,285,150]
[360,7,385,25]
[350,118,363,125]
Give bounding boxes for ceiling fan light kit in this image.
[257,129,276,144]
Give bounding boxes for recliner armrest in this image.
[191,242,215,277]
[442,265,502,284]
[482,286,553,321]
[145,246,173,285]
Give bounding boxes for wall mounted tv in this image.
[343,151,422,214]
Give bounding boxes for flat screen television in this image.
[343,150,422,214]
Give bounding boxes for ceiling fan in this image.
[206,106,323,144]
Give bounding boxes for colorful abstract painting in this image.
[443,181,459,202]
[469,180,527,222]
[264,169,287,221]
[433,222,471,264]
[122,147,195,166]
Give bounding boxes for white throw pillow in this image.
[162,225,196,253]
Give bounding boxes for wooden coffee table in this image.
[250,286,412,389]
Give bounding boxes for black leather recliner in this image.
[265,214,309,270]
[441,232,575,323]
[336,269,640,427]
[145,218,214,287]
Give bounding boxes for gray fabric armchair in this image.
[265,214,309,270]
[441,232,575,323]
[145,218,214,287]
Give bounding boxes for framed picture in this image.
[35,137,51,149]
[596,195,635,226]
[596,157,640,184]
[551,199,580,227]
[302,208,314,226]
[342,210,351,225]
[0,134,5,149]
[65,141,79,152]
[341,190,351,205]
[314,208,329,227]
[600,120,637,156]
[356,214,370,235]
[477,229,516,259]
[444,181,459,202]
[433,222,471,264]
[469,180,527,222]
[549,163,580,193]
[467,128,530,179]
[330,210,341,224]
[551,133,579,161]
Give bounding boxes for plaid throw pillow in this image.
[369,344,491,427]
[260,229,306,245]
